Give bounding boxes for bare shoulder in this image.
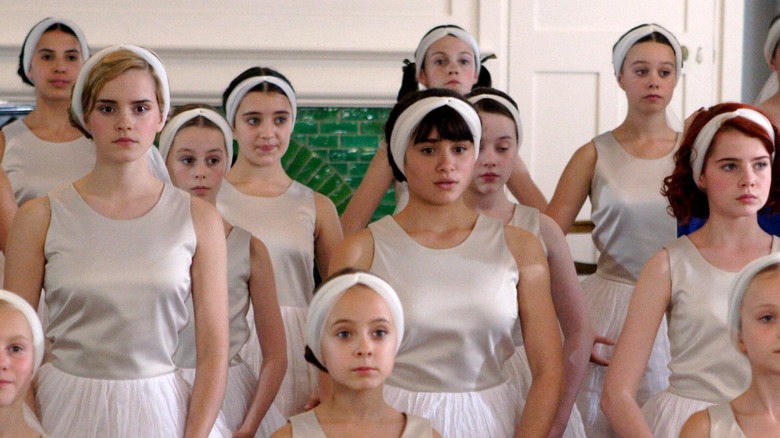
[431,428,442,438]
[249,234,271,260]
[314,191,338,216]
[678,409,710,438]
[15,196,51,229]
[269,423,292,438]
[0,129,6,161]
[189,194,222,230]
[329,228,375,275]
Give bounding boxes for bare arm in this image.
[4,197,48,305]
[340,146,394,236]
[506,226,563,438]
[235,237,287,438]
[538,214,593,438]
[601,250,672,438]
[327,230,375,275]
[186,198,229,438]
[269,424,292,438]
[314,192,344,278]
[506,157,548,211]
[0,168,17,251]
[545,142,596,234]
[678,409,711,438]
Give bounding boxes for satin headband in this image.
[71,44,170,130]
[390,96,481,177]
[728,252,780,350]
[22,17,90,84]
[0,290,44,374]
[414,26,481,78]
[306,272,405,366]
[691,108,776,185]
[225,75,297,128]
[612,24,682,85]
[764,19,780,67]
[468,94,523,149]
[158,108,234,173]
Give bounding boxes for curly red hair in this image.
[662,102,780,224]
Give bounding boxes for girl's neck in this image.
[319,384,392,422]
[24,96,81,138]
[0,404,39,438]
[463,187,514,225]
[746,369,780,412]
[696,214,767,246]
[395,196,478,233]
[80,157,160,197]
[225,159,292,197]
[616,109,675,139]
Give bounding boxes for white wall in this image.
[0,0,508,107]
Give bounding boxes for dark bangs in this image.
[411,105,474,145]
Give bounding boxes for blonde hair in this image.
[70,49,165,132]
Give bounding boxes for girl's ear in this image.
[417,68,429,88]
[738,330,747,354]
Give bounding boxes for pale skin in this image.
[545,41,680,365]
[3,68,229,438]
[463,109,593,438]
[680,268,780,438]
[0,28,86,249]
[340,35,546,236]
[601,129,775,437]
[0,306,40,438]
[227,91,343,278]
[166,125,287,438]
[272,287,442,438]
[331,130,563,437]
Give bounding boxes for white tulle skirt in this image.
[574,272,671,438]
[240,304,318,418]
[36,363,231,437]
[504,347,587,438]
[179,360,286,438]
[640,389,712,438]
[383,380,523,438]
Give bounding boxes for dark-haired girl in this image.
[217,67,343,418]
[330,88,562,437]
[340,25,546,236]
[602,103,780,437]
[546,23,683,436]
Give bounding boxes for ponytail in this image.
[476,54,496,88]
[397,59,418,101]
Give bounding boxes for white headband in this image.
[414,26,481,78]
[22,17,90,84]
[756,19,780,105]
[468,93,523,150]
[728,252,780,350]
[0,290,44,374]
[158,108,234,173]
[691,108,776,185]
[306,272,404,367]
[390,96,481,177]
[612,24,682,85]
[71,44,170,130]
[225,75,297,129]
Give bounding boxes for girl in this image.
[0,290,46,438]
[330,88,563,437]
[464,87,591,438]
[340,24,546,236]
[272,268,440,438]
[160,105,287,437]
[4,45,229,437]
[546,23,682,436]
[602,103,780,438]
[756,14,780,123]
[680,253,780,437]
[218,67,343,418]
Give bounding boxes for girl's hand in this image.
[590,335,615,366]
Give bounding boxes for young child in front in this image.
[271,268,440,438]
[680,253,780,437]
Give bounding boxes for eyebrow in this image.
[240,110,290,117]
[37,48,81,54]
[714,155,770,162]
[175,147,225,155]
[430,51,473,57]
[330,317,391,326]
[95,98,154,105]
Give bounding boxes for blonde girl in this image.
[4,45,229,437]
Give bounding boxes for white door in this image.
[507,0,720,262]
